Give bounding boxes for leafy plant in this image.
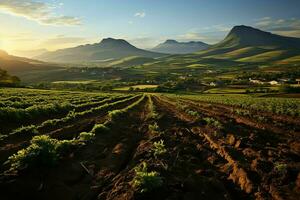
[274,163,287,174]
[186,109,199,117]
[91,123,109,134]
[132,162,163,193]
[8,135,78,172]
[148,122,159,132]
[152,140,167,158]
[203,117,223,129]
[78,132,95,141]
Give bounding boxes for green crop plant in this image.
[7,135,80,172]
[152,140,167,158]
[132,162,163,193]
[203,117,224,129]
[78,132,95,141]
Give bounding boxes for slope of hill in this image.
[0,50,62,77]
[192,25,300,64]
[12,49,49,58]
[0,68,20,86]
[107,56,156,67]
[151,39,210,54]
[36,38,166,63]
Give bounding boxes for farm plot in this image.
[0,90,299,200]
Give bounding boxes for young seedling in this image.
[132,162,163,193]
[152,140,167,158]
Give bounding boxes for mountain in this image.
[213,25,300,49]
[36,38,166,63]
[151,39,210,54]
[194,25,300,63]
[12,49,49,58]
[0,50,61,76]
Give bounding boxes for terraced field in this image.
[0,88,299,200]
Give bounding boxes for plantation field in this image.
[0,88,299,200]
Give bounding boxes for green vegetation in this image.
[78,132,95,141]
[175,94,300,117]
[8,135,80,172]
[152,140,167,158]
[132,162,163,193]
[274,163,288,174]
[0,69,20,87]
[91,124,109,134]
[203,117,224,129]
[108,95,145,121]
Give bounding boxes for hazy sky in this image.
[1,0,300,55]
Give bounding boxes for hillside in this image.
[151,39,209,54]
[0,50,62,78]
[194,25,300,63]
[0,68,20,86]
[36,38,167,63]
[107,56,156,67]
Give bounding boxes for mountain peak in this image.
[164,39,179,44]
[211,25,300,49]
[229,25,271,36]
[100,38,131,46]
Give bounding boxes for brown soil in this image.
[0,94,299,200]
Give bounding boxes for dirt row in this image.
[0,95,140,171]
[0,94,299,200]
[159,95,300,199]
[0,95,151,200]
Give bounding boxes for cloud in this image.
[255,17,300,37]
[134,11,146,18]
[0,0,81,26]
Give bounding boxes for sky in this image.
[0,0,300,56]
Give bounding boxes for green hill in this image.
[107,56,156,67]
[190,25,300,64]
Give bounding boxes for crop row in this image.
[0,95,138,142]
[4,95,146,173]
[172,94,300,117]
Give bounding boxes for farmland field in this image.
[0,88,299,200]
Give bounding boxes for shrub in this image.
[91,123,109,134]
[108,109,124,121]
[78,132,95,141]
[152,140,167,158]
[8,135,78,172]
[132,162,163,193]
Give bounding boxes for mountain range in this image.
[151,39,210,54]
[35,38,166,63]
[1,25,300,83]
